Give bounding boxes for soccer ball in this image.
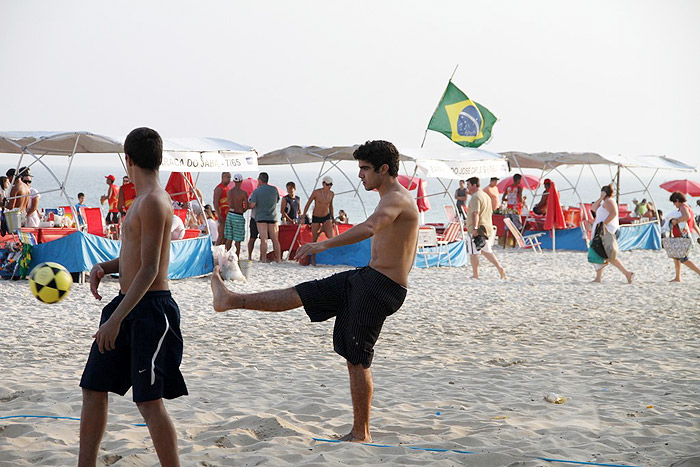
[28,262,72,304]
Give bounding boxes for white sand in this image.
[1,248,699,466]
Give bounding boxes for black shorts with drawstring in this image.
[295,267,407,368]
[79,291,188,402]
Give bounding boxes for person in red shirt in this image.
[100,175,120,224]
[213,172,231,246]
[117,175,137,217]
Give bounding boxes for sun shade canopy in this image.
[501,151,696,171]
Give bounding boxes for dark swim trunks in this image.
[80,291,188,402]
[312,214,332,224]
[295,267,407,368]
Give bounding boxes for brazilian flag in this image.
[427,81,497,148]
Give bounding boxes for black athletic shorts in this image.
[105,211,119,225]
[249,218,259,239]
[312,214,331,224]
[295,267,407,368]
[80,291,188,402]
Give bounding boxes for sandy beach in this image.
[1,249,699,466]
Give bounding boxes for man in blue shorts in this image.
[211,140,419,443]
[79,128,187,467]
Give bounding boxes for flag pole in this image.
[421,64,459,148]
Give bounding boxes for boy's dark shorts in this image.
[80,291,188,402]
[295,266,407,368]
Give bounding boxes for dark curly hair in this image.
[353,140,400,177]
[670,191,686,203]
[124,127,163,171]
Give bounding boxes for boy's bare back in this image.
[119,187,173,293]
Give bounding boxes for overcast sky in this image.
[2,0,699,165]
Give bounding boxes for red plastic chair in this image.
[80,207,106,237]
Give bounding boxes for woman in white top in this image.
[591,185,634,283]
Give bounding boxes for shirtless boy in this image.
[79,128,188,467]
[224,173,248,257]
[7,167,31,215]
[302,175,336,265]
[211,140,419,443]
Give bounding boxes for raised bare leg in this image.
[78,389,108,467]
[481,251,506,279]
[609,258,634,283]
[211,266,302,311]
[136,399,180,467]
[682,259,700,276]
[338,362,373,443]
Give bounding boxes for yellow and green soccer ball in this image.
[28,262,72,304]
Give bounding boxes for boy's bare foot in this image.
[499,268,507,280]
[334,432,371,443]
[626,272,635,284]
[211,266,240,311]
[669,278,681,282]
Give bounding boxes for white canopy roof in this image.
[0,131,259,172]
[0,131,123,155]
[502,151,696,171]
[259,145,509,180]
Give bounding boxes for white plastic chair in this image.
[416,226,443,267]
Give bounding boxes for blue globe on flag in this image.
[457,105,482,137]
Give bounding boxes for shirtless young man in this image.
[302,175,336,265]
[224,173,248,257]
[213,172,231,246]
[211,140,419,443]
[79,128,188,467]
[7,167,31,215]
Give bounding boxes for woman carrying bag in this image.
[590,185,635,284]
[665,191,700,282]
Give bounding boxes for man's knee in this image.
[82,388,107,403]
[136,399,166,420]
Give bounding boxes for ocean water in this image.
[3,155,695,225]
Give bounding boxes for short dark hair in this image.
[124,127,162,171]
[78,192,85,198]
[259,172,269,183]
[353,140,400,177]
[513,173,522,181]
[466,177,480,187]
[6,168,15,179]
[0,176,7,188]
[286,181,296,189]
[18,166,30,178]
[670,191,686,203]
[601,184,614,198]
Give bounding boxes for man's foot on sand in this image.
[334,432,371,443]
[669,278,681,282]
[499,268,507,280]
[626,272,635,284]
[211,266,238,312]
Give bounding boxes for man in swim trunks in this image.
[211,140,419,443]
[302,175,336,265]
[224,173,248,257]
[213,172,231,246]
[79,128,187,467]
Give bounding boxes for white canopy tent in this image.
[500,150,697,248]
[0,131,259,225]
[258,145,509,218]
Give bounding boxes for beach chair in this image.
[503,217,544,253]
[443,205,459,223]
[80,207,106,237]
[436,222,463,267]
[416,226,444,267]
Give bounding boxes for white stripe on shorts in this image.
[151,314,170,386]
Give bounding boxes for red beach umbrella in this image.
[497,174,541,193]
[544,180,566,230]
[232,178,285,197]
[165,172,195,204]
[659,179,700,197]
[543,180,566,252]
[397,174,422,191]
[416,178,431,213]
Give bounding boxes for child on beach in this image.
[79,128,187,467]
